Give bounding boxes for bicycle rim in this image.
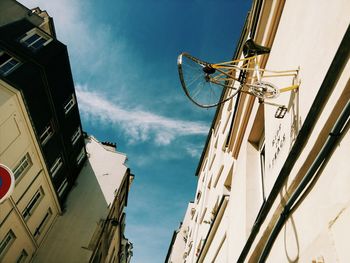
[177,53,239,108]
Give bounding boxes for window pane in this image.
[31,37,47,50]
[21,30,51,52]
[71,127,82,145]
[22,187,44,221]
[0,230,16,258]
[23,33,41,46]
[0,57,19,75]
[64,95,76,114]
[16,249,28,263]
[13,153,32,181]
[34,208,52,237]
[0,52,11,65]
[40,123,54,145]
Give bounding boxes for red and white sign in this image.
[0,164,15,203]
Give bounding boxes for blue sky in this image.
[19,0,251,262]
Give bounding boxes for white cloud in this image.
[18,0,127,80]
[184,143,204,158]
[76,85,209,145]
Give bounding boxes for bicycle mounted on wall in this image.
[177,39,299,118]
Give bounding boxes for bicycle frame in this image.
[177,50,300,111]
[207,55,299,96]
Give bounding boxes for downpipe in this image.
[258,100,350,262]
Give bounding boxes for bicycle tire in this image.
[248,81,279,99]
[177,52,241,108]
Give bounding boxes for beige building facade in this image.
[167,0,350,262]
[0,80,60,263]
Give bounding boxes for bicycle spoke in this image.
[178,52,242,108]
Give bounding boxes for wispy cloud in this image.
[184,143,204,158]
[76,85,209,145]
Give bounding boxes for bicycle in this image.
[177,39,299,115]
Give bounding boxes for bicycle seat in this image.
[243,39,270,57]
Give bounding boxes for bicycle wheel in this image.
[177,53,240,108]
[248,81,279,99]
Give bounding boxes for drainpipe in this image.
[259,100,350,262]
[237,24,350,263]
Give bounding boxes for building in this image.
[0,0,84,261]
[165,203,195,263]
[33,136,134,263]
[0,72,61,263]
[0,0,86,205]
[167,0,350,262]
[1,1,133,262]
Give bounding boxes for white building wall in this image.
[263,0,350,193]
[170,0,350,262]
[239,0,350,262]
[32,136,129,263]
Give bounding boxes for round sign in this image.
[0,164,15,203]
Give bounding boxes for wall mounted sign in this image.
[0,164,15,203]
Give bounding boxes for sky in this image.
[19,0,251,262]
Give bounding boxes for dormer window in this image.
[20,28,52,51]
[0,49,20,75]
[64,94,76,114]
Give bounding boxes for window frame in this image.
[20,28,52,51]
[22,187,44,221]
[13,153,32,182]
[40,122,54,145]
[57,178,68,197]
[16,249,28,263]
[63,94,76,115]
[50,156,63,178]
[76,147,86,165]
[0,49,20,76]
[0,230,16,259]
[71,127,82,145]
[34,208,52,237]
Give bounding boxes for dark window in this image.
[13,153,32,181]
[16,249,28,263]
[63,94,76,114]
[40,122,54,145]
[22,187,44,221]
[34,208,52,237]
[21,31,51,51]
[0,230,16,259]
[0,50,20,75]
[50,156,63,178]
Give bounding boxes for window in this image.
[34,208,52,237]
[20,29,52,51]
[16,249,28,263]
[0,230,16,259]
[71,127,82,145]
[40,123,54,145]
[63,94,76,114]
[50,156,63,178]
[57,178,68,197]
[76,147,86,165]
[22,187,44,221]
[13,153,32,181]
[0,49,20,75]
